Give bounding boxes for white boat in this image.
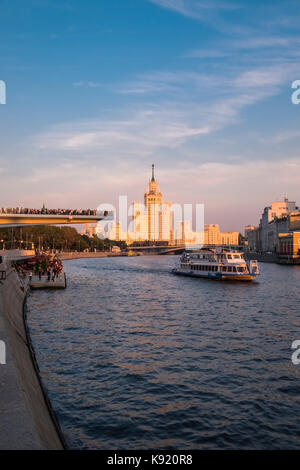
[172,248,259,281]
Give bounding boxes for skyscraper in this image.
[144,164,163,241]
[106,165,204,245]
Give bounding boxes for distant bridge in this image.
[129,245,186,255]
[129,244,243,255]
[0,211,113,228]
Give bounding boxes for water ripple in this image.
[26,256,300,449]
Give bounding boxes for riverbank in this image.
[0,261,64,449]
[59,251,125,260]
[246,252,300,265]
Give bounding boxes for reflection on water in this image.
[26,256,300,449]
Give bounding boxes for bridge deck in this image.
[0,213,107,227]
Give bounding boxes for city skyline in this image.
[92,164,239,246]
[1,0,300,231]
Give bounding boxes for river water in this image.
[26,256,300,449]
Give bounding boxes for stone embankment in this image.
[0,257,64,450]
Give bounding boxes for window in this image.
[227,255,232,259]
[222,266,227,272]
[228,266,232,272]
[233,255,240,259]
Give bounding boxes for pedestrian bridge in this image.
[0,211,112,228]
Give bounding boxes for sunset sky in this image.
[1,0,300,231]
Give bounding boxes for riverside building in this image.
[102,165,239,246]
[245,198,300,254]
[204,224,239,246]
[107,165,185,244]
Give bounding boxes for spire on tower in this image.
[151,164,155,182]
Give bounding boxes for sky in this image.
[1,0,300,231]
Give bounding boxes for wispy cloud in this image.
[260,130,300,145]
[73,81,105,88]
[148,0,239,20]
[185,35,300,60]
[115,60,300,131]
[117,71,223,95]
[34,108,211,156]
[34,58,300,167]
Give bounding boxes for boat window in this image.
[228,266,232,272]
[237,267,244,272]
[233,255,240,259]
[222,266,227,272]
[227,255,232,259]
[233,267,237,272]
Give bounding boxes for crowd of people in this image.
[0,207,97,216]
[14,252,64,283]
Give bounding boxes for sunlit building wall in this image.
[130,202,148,242]
[159,202,172,241]
[144,165,163,241]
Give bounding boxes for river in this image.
[26,255,300,449]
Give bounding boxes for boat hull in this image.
[172,269,256,281]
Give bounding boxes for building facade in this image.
[278,232,300,258]
[80,223,97,237]
[259,199,298,252]
[204,224,239,246]
[130,202,148,241]
[244,198,300,254]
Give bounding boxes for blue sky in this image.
[1,0,300,230]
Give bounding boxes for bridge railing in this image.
[0,208,114,217]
